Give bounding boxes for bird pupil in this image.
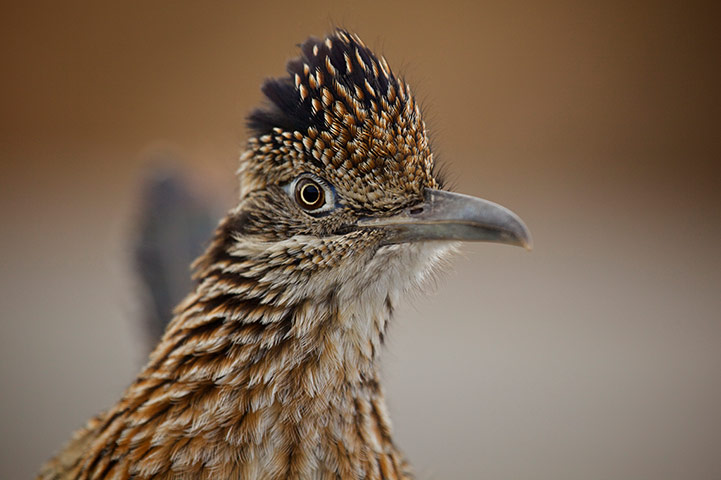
[300,182,321,207]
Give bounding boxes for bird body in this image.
[40,237,426,478]
[40,30,530,479]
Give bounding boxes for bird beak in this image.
[357,188,532,249]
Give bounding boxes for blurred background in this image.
[1,1,720,478]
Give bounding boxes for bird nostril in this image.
[408,207,424,215]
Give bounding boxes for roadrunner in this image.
[40,30,531,479]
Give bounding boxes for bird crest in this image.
[240,29,439,210]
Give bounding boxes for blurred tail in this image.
[134,167,219,344]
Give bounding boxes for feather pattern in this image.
[39,29,454,480]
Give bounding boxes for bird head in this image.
[208,30,531,308]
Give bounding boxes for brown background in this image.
[2,1,720,478]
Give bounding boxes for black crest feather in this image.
[248,30,401,136]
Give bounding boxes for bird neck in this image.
[120,220,410,476]
[62,215,451,477]
[158,212,423,390]
[156,224,397,396]
[155,271,391,403]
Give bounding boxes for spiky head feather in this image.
[239,29,439,211]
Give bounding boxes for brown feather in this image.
[39,29,456,480]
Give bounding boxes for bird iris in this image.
[297,180,323,209]
[291,175,334,213]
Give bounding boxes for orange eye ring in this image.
[295,179,325,210]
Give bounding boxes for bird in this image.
[39,29,531,480]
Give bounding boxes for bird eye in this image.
[295,178,326,210]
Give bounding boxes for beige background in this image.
[2,1,720,478]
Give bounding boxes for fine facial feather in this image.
[39,28,531,480]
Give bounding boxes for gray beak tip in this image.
[512,220,533,251]
[520,233,533,251]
